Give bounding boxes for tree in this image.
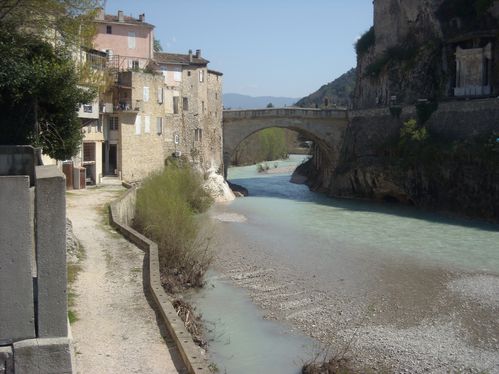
[0,0,102,48]
[154,38,163,52]
[266,102,274,108]
[0,0,101,159]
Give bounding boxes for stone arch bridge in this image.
[222,108,349,177]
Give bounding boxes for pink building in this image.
[93,9,154,71]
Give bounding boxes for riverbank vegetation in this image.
[231,128,306,166]
[134,162,213,293]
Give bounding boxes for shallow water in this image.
[186,271,315,374]
[187,155,499,373]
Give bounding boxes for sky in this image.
[104,1,373,99]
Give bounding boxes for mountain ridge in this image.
[223,93,299,109]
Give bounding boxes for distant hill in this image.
[296,68,356,108]
[223,93,299,109]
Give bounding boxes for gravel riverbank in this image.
[209,208,499,373]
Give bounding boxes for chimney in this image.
[139,13,145,22]
[195,49,201,58]
[188,49,193,63]
[118,10,124,22]
[96,7,104,20]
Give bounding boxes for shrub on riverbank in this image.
[134,164,213,292]
[231,128,296,165]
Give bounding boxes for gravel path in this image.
[67,186,184,374]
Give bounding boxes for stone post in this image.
[0,176,36,344]
[35,166,68,338]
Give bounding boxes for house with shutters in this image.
[87,9,223,182]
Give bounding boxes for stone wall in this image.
[306,100,499,221]
[109,186,210,373]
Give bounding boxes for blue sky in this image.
[104,1,373,98]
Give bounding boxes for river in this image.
[186,155,499,373]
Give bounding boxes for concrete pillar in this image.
[95,141,103,184]
[0,176,36,344]
[13,338,73,374]
[35,166,67,338]
[0,346,14,374]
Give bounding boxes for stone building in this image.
[91,10,223,182]
[153,51,224,172]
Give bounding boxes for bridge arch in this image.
[222,108,349,179]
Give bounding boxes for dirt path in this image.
[67,186,185,374]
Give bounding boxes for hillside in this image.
[223,93,299,109]
[296,68,356,108]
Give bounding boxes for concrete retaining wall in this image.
[109,186,210,374]
[0,146,72,374]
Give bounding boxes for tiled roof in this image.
[153,52,209,66]
[208,69,223,76]
[96,14,154,28]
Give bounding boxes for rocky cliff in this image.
[297,100,499,221]
[353,0,499,108]
[297,0,499,221]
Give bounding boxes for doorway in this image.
[102,142,118,176]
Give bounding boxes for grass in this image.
[134,163,214,293]
[68,310,79,324]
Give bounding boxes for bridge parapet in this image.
[223,108,348,121]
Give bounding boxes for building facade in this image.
[93,8,154,71]
[89,10,223,182]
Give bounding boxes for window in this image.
[194,129,203,142]
[135,115,141,135]
[83,143,96,162]
[106,25,112,34]
[173,66,182,82]
[83,104,93,113]
[144,115,150,133]
[173,97,179,114]
[183,97,188,111]
[202,101,205,114]
[156,117,163,135]
[132,60,139,70]
[157,87,163,103]
[143,86,149,102]
[108,116,119,130]
[188,71,191,77]
[174,134,180,144]
[199,70,204,82]
[128,32,136,49]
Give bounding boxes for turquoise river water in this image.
[186,155,499,373]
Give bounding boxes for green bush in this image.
[355,26,375,56]
[134,164,213,291]
[232,127,291,165]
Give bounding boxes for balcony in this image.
[454,85,492,97]
[113,100,142,113]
